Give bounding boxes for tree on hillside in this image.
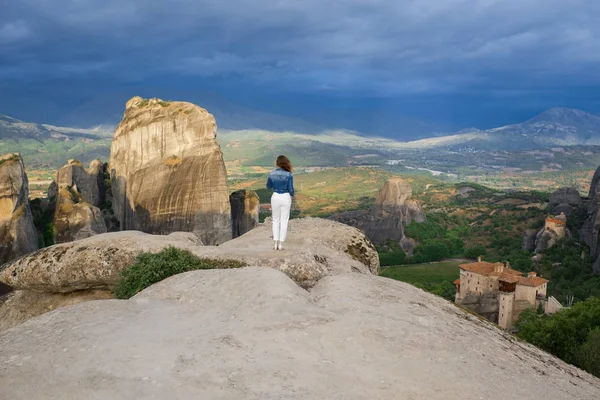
[515,297,600,377]
[464,245,487,260]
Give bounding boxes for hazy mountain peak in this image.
[0,114,22,123]
[525,107,600,125]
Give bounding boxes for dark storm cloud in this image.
[1,0,599,96]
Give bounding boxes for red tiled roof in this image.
[498,275,519,284]
[459,261,521,277]
[459,261,502,275]
[453,279,461,285]
[460,261,547,287]
[517,276,548,287]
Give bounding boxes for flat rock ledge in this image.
[0,268,598,400]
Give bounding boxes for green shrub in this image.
[114,247,247,299]
[379,250,407,266]
[414,281,456,301]
[515,297,600,377]
[464,245,487,260]
[411,240,450,263]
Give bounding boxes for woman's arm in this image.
[288,175,295,197]
[266,174,273,189]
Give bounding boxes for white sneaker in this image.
[273,241,279,250]
[277,242,284,251]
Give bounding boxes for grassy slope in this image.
[380,261,461,284]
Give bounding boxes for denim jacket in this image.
[267,168,295,197]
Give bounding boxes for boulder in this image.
[0,231,203,293]
[53,187,107,244]
[0,218,377,294]
[0,268,598,400]
[0,153,38,266]
[331,178,425,248]
[230,189,260,238]
[110,97,231,245]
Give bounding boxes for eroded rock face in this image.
[522,229,538,252]
[549,188,582,208]
[1,268,599,400]
[549,188,582,216]
[52,160,108,243]
[110,97,231,245]
[0,231,203,293]
[581,166,600,274]
[230,189,259,238]
[0,218,377,294]
[0,153,38,266]
[331,178,425,248]
[53,188,107,244]
[56,159,105,207]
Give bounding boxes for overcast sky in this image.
[1,0,599,132]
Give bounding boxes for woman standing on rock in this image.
[267,155,295,250]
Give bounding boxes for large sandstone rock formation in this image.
[56,159,105,207]
[0,153,38,266]
[549,187,582,216]
[110,97,231,245]
[53,188,107,243]
[1,267,599,400]
[230,189,259,238]
[581,166,600,274]
[331,178,425,250]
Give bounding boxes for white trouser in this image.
[271,192,292,242]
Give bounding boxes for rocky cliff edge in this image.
[1,267,599,399]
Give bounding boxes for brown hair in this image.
[276,155,293,172]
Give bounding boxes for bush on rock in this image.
[114,246,247,299]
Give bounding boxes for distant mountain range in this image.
[0,114,113,141]
[0,114,112,169]
[396,108,600,151]
[2,106,600,171]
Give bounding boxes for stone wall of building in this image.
[498,292,515,329]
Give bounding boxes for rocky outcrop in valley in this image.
[230,189,259,238]
[331,178,425,251]
[549,187,582,216]
[581,165,600,274]
[109,97,231,245]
